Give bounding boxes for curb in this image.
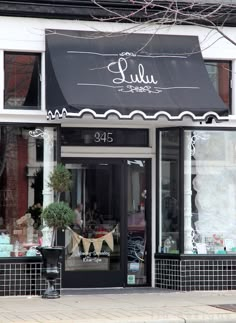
[181,313,236,323]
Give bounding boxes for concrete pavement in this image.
[1,289,236,322]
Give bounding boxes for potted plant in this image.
[37,163,75,299]
[47,163,72,203]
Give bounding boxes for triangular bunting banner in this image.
[66,225,117,256]
[103,232,114,251]
[71,231,81,253]
[92,239,103,256]
[82,238,91,255]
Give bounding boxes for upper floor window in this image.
[4,53,41,110]
[205,61,231,109]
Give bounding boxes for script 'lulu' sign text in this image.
[67,51,199,94]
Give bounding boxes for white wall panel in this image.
[0,16,235,59]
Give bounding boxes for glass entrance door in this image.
[60,158,151,288]
[127,160,150,286]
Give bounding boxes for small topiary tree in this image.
[41,163,74,246]
[47,163,72,202]
[41,201,75,246]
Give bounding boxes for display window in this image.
[159,128,236,256]
[184,129,236,255]
[159,129,180,254]
[0,125,57,257]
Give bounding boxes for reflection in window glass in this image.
[0,126,57,257]
[64,162,121,272]
[159,130,180,254]
[205,61,230,108]
[4,53,41,110]
[36,139,56,162]
[184,130,236,255]
[127,160,148,285]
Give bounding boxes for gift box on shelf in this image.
[0,251,11,257]
[0,244,13,252]
[11,251,26,257]
[0,234,10,244]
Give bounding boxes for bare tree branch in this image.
[90,0,236,46]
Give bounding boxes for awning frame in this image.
[46,30,229,122]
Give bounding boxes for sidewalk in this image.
[2,288,236,322]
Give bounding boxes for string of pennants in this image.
[66,225,118,256]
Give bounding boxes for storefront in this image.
[0,25,233,295]
[45,29,231,291]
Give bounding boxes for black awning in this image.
[46,30,228,121]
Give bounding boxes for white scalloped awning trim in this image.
[47,108,229,122]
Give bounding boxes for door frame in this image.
[59,157,152,288]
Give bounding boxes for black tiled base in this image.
[0,262,61,296]
[155,258,236,291]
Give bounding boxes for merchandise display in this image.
[0,233,13,257]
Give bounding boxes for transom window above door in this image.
[4,52,41,110]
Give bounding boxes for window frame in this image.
[204,60,232,113]
[4,51,42,111]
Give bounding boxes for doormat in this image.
[210,304,236,312]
